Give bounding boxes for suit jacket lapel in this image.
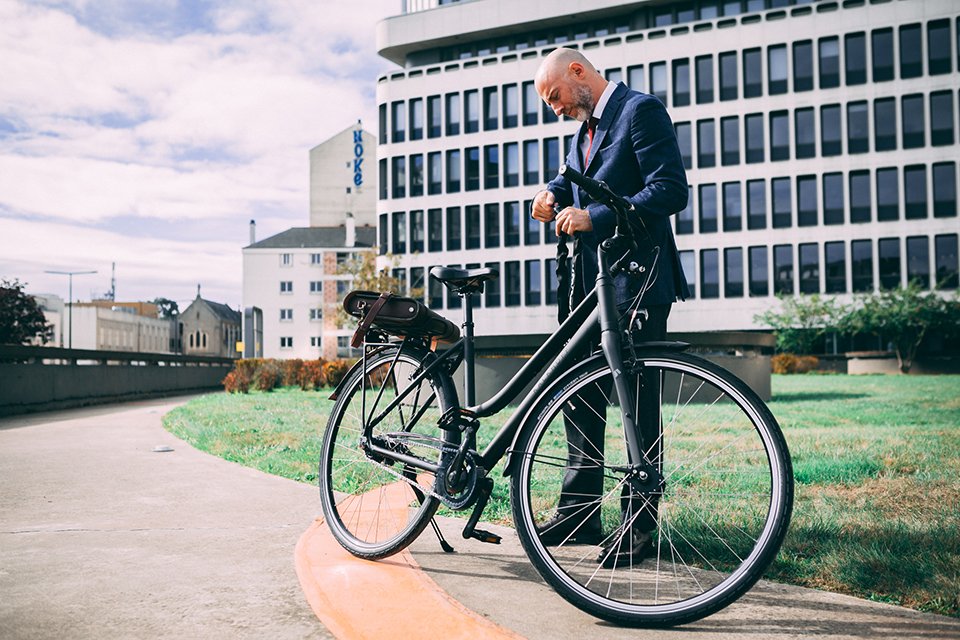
[584,82,628,174]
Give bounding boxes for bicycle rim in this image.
[513,352,793,626]
[319,348,457,559]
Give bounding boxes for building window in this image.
[484,203,500,248]
[523,140,539,185]
[822,172,843,225]
[504,201,521,247]
[747,179,766,230]
[428,208,442,252]
[502,84,518,129]
[719,51,737,101]
[935,234,959,289]
[464,89,479,133]
[391,157,406,198]
[720,116,739,166]
[628,64,645,92]
[699,184,717,233]
[695,55,713,104]
[879,237,901,290]
[722,182,741,232]
[446,92,461,136]
[795,108,815,159]
[280,336,292,349]
[906,236,930,288]
[522,81,538,126]
[409,97,423,140]
[818,36,840,88]
[650,62,667,104]
[799,243,819,294]
[280,281,292,294]
[310,281,322,294]
[851,239,873,293]
[904,165,927,220]
[700,249,719,299]
[392,212,406,253]
[767,45,787,95]
[901,94,924,149]
[933,162,957,218]
[773,244,794,295]
[876,167,899,222]
[280,308,292,321]
[391,100,405,143]
[542,137,560,182]
[483,86,498,131]
[930,91,955,146]
[504,261,520,306]
[484,261,501,307]
[409,210,424,253]
[483,145,499,189]
[680,250,695,298]
[309,308,323,321]
[503,142,519,187]
[844,32,866,85]
[743,48,762,98]
[697,119,715,168]
[745,113,764,163]
[797,175,817,227]
[769,111,788,161]
[871,28,894,82]
[724,247,743,298]
[821,104,842,156]
[928,19,952,75]
[748,246,768,297]
[793,40,813,92]
[772,177,791,228]
[825,241,846,294]
[524,260,541,305]
[849,170,871,223]
[465,147,480,191]
[675,122,692,169]
[899,24,922,79]
[409,154,424,197]
[671,59,690,107]
[874,98,896,151]
[446,206,462,250]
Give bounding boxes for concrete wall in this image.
[0,346,233,417]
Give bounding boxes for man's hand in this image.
[555,207,593,235]
[531,190,557,222]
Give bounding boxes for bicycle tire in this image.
[319,345,459,559]
[511,351,793,627]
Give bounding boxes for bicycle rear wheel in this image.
[319,345,458,559]
[511,351,793,627]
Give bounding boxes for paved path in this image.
[3,399,960,639]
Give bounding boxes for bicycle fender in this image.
[502,353,608,477]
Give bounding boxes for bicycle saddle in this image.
[429,266,499,294]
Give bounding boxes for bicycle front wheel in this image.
[319,346,458,559]
[511,351,793,627]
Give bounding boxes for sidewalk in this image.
[2,400,959,639]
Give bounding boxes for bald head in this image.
[534,48,608,122]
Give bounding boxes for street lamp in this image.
[44,269,97,349]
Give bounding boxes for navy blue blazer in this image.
[546,83,690,308]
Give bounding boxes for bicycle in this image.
[318,164,793,627]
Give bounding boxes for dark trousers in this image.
[557,304,671,533]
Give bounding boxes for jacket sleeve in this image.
[586,97,689,240]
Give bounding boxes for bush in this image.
[772,354,820,374]
[281,359,303,387]
[298,359,326,390]
[322,359,352,388]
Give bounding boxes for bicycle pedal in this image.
[468,528,501,545]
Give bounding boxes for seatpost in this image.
[461,291,476,407]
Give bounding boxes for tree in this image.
[151,297,180,319]
[754,294,845,354]
[841,284,960,373]
[0,279,53,345]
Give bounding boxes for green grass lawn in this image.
[163,374,960,617]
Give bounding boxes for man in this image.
[530,48,690,567]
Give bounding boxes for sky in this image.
[0,0,399,310]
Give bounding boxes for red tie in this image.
[586,117,599,163]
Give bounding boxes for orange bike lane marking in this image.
[295,482,523,640]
